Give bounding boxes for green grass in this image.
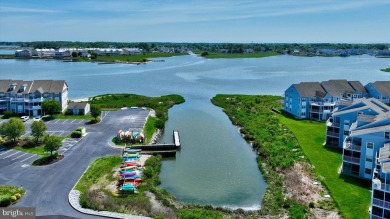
[278,113,371,219]
[380,67,390,72]
[0,185,25,197]
[195,51,280,59]
[144,116,157,143]
[13,145,47,156]
[51,114,93,120]
[92,52,186,62]
[75,156,122,194]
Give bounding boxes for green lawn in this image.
[278,114,371,219]
[194,51,280,58]
[144,116,157,143]
[93,52,186,62]
[74,156,122,194]
[13,145,47,156]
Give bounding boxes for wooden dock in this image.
[126,130,181,155]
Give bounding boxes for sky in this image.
[0,0,389,43]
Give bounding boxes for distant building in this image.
[15,49,32,57]
[32,49,55,57]
[0,80,68,116]
[122,48,143,55]
[67,102,90,115]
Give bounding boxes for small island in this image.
[381,67,390,72]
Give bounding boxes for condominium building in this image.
[0,80,68,116]
[366,81,390,104]
[338,99,390,179]
[284,80,367,120]
[371,143,390,219]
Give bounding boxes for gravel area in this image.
[69,190,151,219]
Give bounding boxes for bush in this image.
[71,131,82,138]
[309,202,315,208]
[15,193,21,199]
[0,195,11,207]
[154,119,165,129]
[10,196,17,202]
[89,117,101,124]
[76,127,85,131]
[32,154,59,166]
[3,110,14,119]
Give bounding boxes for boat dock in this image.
[125,130,181,157]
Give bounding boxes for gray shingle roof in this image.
[0,80,67,94]
[348,81,367,93]
[293,82,326,97]
[321,80,355,97]
[68,102,89,110]
[370,81,390,96]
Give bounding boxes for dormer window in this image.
[19,84,27,92]
[9,83,16,91]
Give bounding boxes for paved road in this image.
[0,108,149,218]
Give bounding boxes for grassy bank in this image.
[212,95,308,216]
[278,113,371,219]
[89,94,184,131]
[380,67,390,72]
[144,116,158,143]
[212,94,371,218]
[74,155,177,217]
[0,185,25,207]
[195,51,279,58]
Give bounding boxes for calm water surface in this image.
[0,54,389,209]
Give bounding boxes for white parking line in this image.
[3,151,20,159]
[0,150,12,156]
[62,120,67,124]
[78,119,84,124]
[54,120,60,124]
[19,154,37,163]
[71,119,77,124]
[22,131,31,137]
[11,153,28,161]
[59,131,64,136]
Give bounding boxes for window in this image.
[385,131,390,140]
[365,168,371,175]
[344,120,350,126]
[367,142,374,149]
[344,130,349,136]
[357,112,363,115]
[366,156,373,162]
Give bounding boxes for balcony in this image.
[326,118,340,127]
[373,198,390,209]
[343,155,360,164]
[344,142,362,151]
[372,215,383,219]
[326,131,339,138]
[310,101,337,106]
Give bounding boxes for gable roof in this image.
[348,81,367,93]
[293,82,326,98]
[0,80,67,94]
[369,81,390,96]
[68,102,89,110]
[321,80,355,97]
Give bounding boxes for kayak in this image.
[122,174,141,179]
[123,148,141,153]
[123,157,139,162]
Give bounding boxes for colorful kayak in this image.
[123,148,141,153]
[123,157,139,162]
[123,153,139,158]
[122,174,141,179]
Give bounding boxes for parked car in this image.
[20,116,29,122]
[33,116,42,121]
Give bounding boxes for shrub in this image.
[14,193,21,199]
[0,195,11,207]
[10,196,17,202]
[154,119,165,129]
[71,131,82,138]
[32,154,58,166]
[76,127,85,132]
[309,202,315,208]
[3,110,14,119]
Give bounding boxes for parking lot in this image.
[0,148,41,169]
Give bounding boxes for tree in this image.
[42,99,60,118]
[0,118,26,144]
[90,104,101,122]
[43,135,62,156]
[31,121,47,144]
[71,51,78,58]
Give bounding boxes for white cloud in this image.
[1,6,62,13]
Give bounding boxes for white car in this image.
[33,116,42,121]
[20,116,29,122]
